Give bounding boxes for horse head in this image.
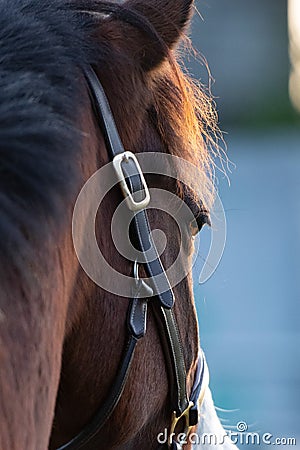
[0,1,235,449]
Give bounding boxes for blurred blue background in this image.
[190,0,300,447]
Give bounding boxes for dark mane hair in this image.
[0,0,92,260]
[0,0,219,264]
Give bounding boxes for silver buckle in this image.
[113,151,150,211]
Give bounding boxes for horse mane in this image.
[0,0,95,265]
[0,0,220,267]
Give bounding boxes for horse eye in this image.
[190,212,211,237]
[183,191,211,236]
[179,184,211,236]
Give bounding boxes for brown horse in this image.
[0,0,231,449]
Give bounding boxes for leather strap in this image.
[84,65,125,157]
[84,66,174,310]
[151,304,189,416]
[123,157,189,416]
[84,63,189,430]
[56,282,148,450]
[122,161,174,309]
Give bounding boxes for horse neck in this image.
[0,87,102,450]
[0,214,80,449]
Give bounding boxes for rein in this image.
[56,66,209,450]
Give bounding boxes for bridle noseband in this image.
[56,66,209,450]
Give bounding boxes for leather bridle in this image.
[56,66,209,450]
